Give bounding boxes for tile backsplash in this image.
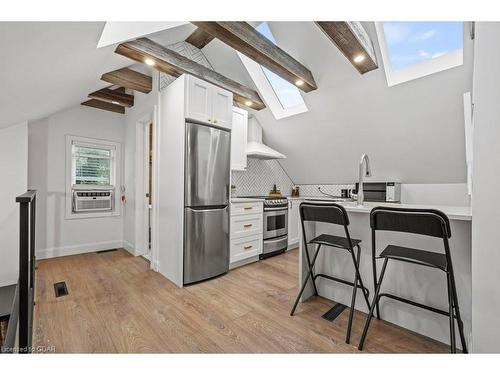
[231,158,293,197]
[296,184,355,198]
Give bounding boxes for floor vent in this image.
[54,282,68,298]
[322,303,347,322]
[96,249,118,254]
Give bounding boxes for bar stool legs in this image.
[346,245,371,344]
[290,244,322,316]
[447,272,456,353]
[358,258,389,351]
[449,266,468,353]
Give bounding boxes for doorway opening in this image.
[142,122,153,261]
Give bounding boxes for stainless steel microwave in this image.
[354,182,401,203]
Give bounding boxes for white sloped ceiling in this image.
[206,22,473,184]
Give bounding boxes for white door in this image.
[185,75,212,125]
[230,107,248,171]
[288,200,300,247]
[211,86,233,130]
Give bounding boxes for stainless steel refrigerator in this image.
[183,122,230,285]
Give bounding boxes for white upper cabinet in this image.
[185,76,212,124]
[185,75,233,130]
[231,107,248,171]
[212,87,233,129]
[288,199,300,248]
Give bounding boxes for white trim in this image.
[375,22,464,87]
[65,135,122,220]
[237,52,308,120]
[36,240,124,259]
[123,240,135,255]
[134,113,153,259]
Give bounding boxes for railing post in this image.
[18,200,29,353]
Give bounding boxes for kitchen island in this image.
[294,197,471,349]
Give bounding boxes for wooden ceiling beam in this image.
[88,87,134,108]
[191,22,317,92]
[185,28,215,49]
[81,99,125,114]
[101,67,152,94]
[115,37,266,110]
[315,22,378,74]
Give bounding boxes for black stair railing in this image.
[1,190,37,354]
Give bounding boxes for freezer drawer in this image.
[185,122,230,207]
[184,207,229,284]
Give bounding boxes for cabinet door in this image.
[211,86,233,130]
[230,107,248,171]
[288,200,300,247]
[185,76,212,125]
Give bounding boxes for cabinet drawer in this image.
[230,213,262,239]
[231,202,263,216]
[230,235,262,263]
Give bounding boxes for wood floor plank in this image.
[33,248,449,353]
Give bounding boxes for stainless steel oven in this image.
[262,198,288,258]
[263,206,288,239]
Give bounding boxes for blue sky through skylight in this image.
[254,22,305,109]
[382,22,463,70]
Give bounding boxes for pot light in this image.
[245,100,253,107]
[111,101,120,105]
[353,54,366,64]
[295,80,304,87]
[144,58,155,66]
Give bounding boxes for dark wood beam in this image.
[185,28,215,49]
[88,87,134,108]
[191,22,317,92]
[101,67,152,94]
[115,37,266,110]
[81,99,125,114]
[315,22,378,74]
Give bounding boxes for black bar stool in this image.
[358,207,468,353]
[290,202,371,344]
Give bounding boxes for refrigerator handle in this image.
[186,206,227,213]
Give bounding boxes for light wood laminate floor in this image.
[33,249,448,353]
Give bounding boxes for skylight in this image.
[376,22,464,86]
[238,22,308,119]
[254,22,305,109]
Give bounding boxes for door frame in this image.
[134,107,159,270]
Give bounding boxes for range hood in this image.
[246,117,286,160]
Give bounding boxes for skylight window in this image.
[238,22,308,119]
[376,22,464,86]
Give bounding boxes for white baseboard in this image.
[36,240,124,259]
[122,240,135,255]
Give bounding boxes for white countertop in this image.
[230,197,265,203]
[287,196,471,221]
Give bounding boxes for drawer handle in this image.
[244,206,253,210]
[244,245,253,250]
[243,224,253,228]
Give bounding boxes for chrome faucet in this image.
[357,154,372,206]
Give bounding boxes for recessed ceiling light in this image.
[295,80,304,86]
[245,100,253,107]
[144,58,155,66]
[111,101,120,105]
[353,54,366,64]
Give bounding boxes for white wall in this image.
[0,122,28,286]
[28,105,125,259]
[471,22,500,353]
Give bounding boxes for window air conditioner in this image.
[73,190,114,213]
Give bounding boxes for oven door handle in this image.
[265,236,288,244]
[263,207,288,212]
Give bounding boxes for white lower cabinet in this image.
[288,199,300,248]
[230,201,263,265]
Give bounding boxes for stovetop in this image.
[241,196,288,207]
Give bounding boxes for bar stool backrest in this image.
[300,202,350,226]
[370,206,451,239]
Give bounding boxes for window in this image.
[376,22,464,86]
[72,145,112,186]
[65,135,121,219]
[238,22,308,119]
